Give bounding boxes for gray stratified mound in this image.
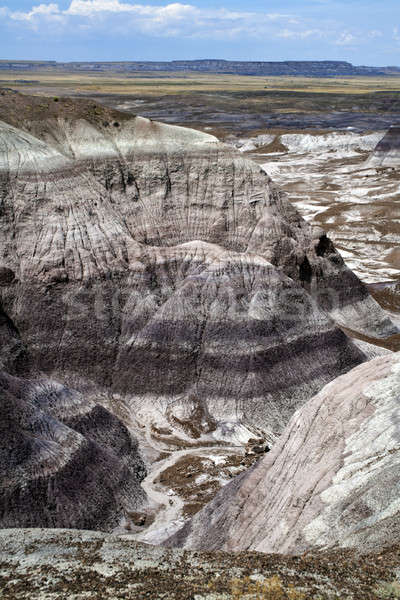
[168,353,400,554]
[0,368,146,530]
[368,126,400,167]
[0,90,396,444]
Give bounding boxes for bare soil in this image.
[156,453,259,517]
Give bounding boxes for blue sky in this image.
[0,0,399,65]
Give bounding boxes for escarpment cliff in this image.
[0,90,396,448]
[0,59,394,77]
[168,353,400,554]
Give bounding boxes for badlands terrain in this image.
[0,73,399,598]
[4,67,400,312]
[95,79,400,324]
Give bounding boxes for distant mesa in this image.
[0,59,399,77]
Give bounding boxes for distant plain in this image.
[2,70,400,95]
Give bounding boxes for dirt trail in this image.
[132,443,243,545]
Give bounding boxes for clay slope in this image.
[0,366,146,530]
[0,284,146,531]
[0,90,396,445]
[168,353,400,554]
[368,125,400,167]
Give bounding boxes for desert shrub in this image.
[374,580,400,599]
[230,575,306,599]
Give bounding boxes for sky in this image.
[0,0,399,65]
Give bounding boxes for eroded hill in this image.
[0,89,397,535]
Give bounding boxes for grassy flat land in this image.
[3,71,400,138]
[2,70,400,96]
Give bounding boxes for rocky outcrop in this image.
[168,353,400,554]
[0,90,396,445]
[368,126,400,167]
[0,367,146,530]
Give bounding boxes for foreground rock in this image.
[0,90,395,450]
[1,528,400,600]
[168,353,400,554]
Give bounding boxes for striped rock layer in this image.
[0,90,396,445]
[168,353,400,554]
[0,364,146,530]
[368,125,400,167]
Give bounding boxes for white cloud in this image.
[277,28,323,40]
[66,0,197,18]
[0,1,298,39]
[393,26,400,41]
[368,30,383,39]
[10,3,61,21]
[335,31,357,46]
[64,1,291,23]
[67,0,133,14]
[0,0,391,50]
